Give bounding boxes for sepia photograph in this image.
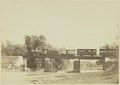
[1,0,119,84]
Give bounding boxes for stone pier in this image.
[74,59,80,73]
[44,58,51,72]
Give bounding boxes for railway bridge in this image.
[23,49,117,73]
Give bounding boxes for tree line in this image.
[1,35,54,56]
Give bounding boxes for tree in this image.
[1,42,6,56]
[12,44,26,56]
[24,35,47,68]
[1,41,26,56]
[25,35,46,52]
[25,36,32,52]
[31,35,40,50]
[4,41,13,56]
[96,36,119,71]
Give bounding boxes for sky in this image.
[1,0,119,50]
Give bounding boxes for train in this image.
[30,48,117,56]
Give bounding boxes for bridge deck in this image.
[24,54,104,60]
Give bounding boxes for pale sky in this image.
[1,0,119,49]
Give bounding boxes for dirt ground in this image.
[1,70,119,84]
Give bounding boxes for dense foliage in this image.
[96,36,119,72]
[1,41,26,56]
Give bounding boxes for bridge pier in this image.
[44,58,51,72]
[102,57,106,71]
[73,59,80,73]
[35,58,40,70]
[50,58,54,72]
